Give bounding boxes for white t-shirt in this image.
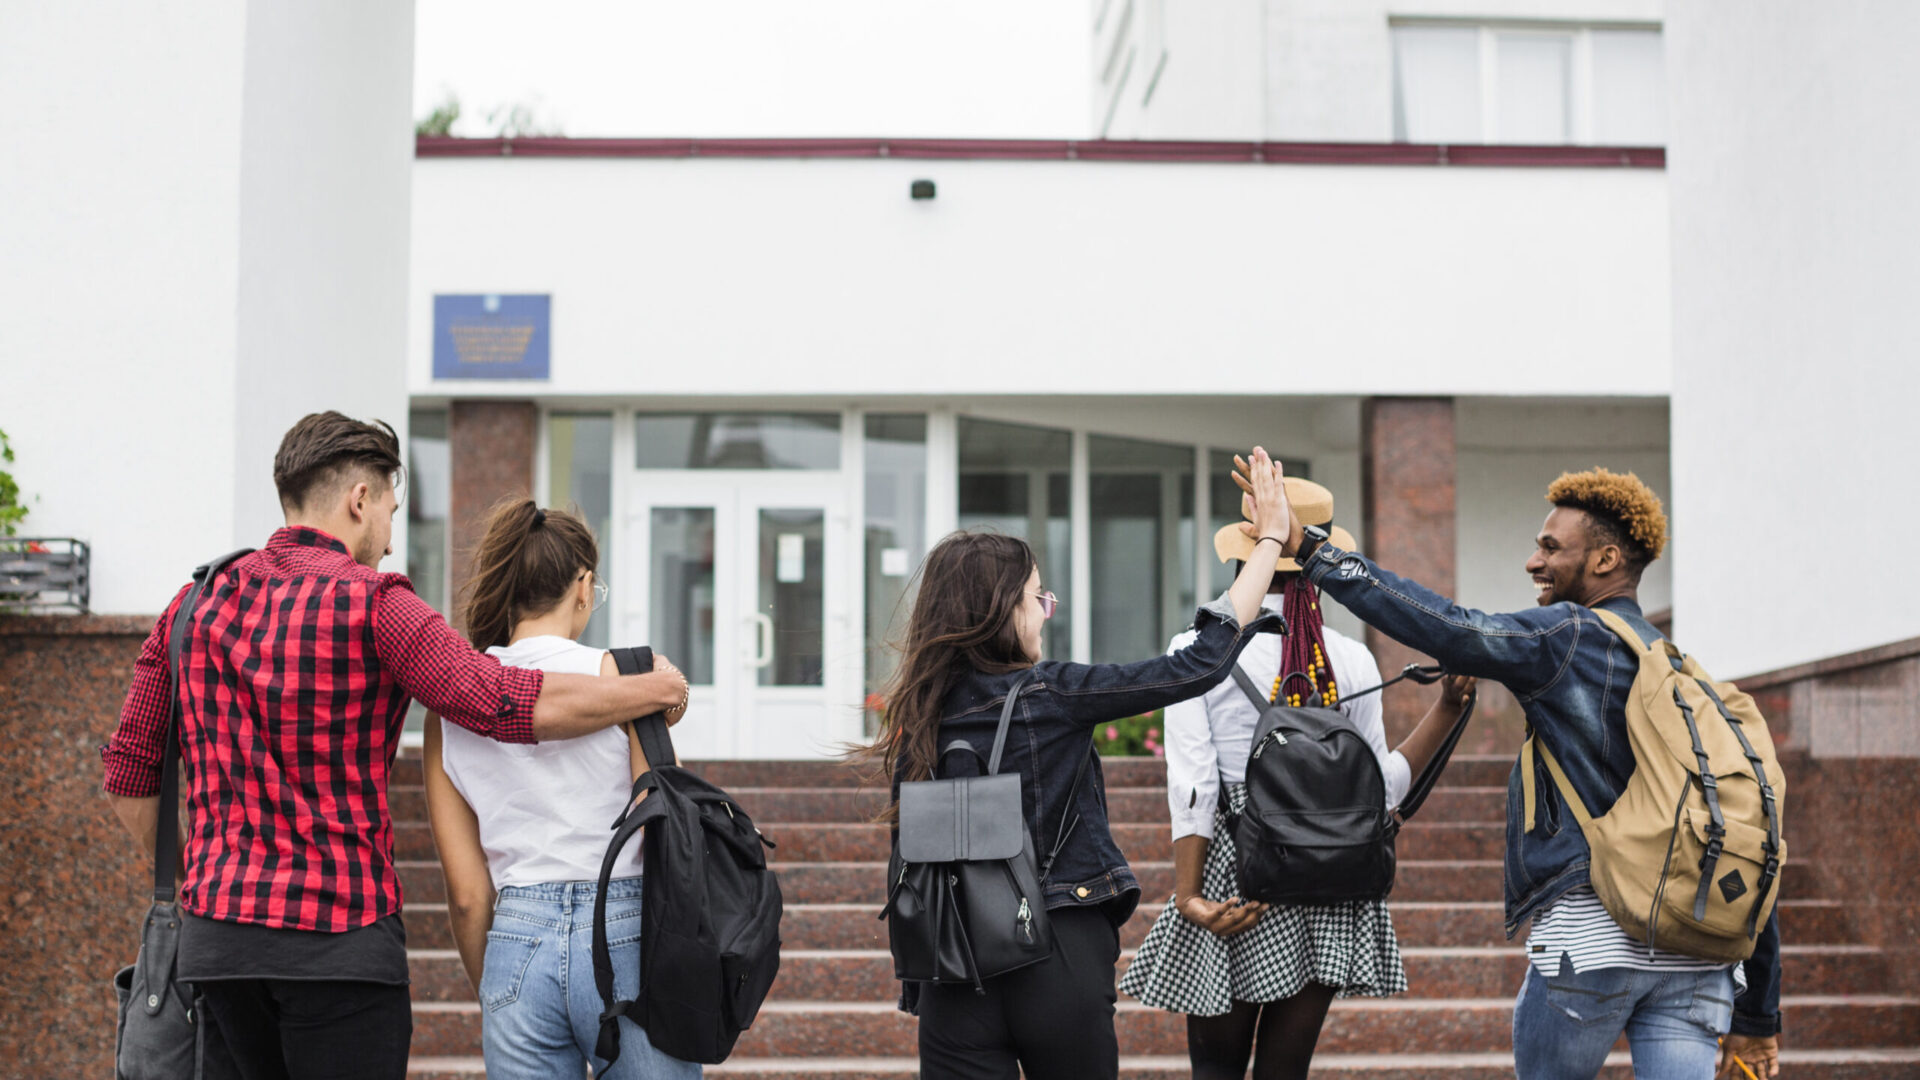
[439,635,640,890]
[1164,594,1411,842]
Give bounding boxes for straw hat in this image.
[1213,476,1357,572]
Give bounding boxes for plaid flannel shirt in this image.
[101,526,544,931]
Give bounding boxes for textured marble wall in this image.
[1360,397,1458,743]
[447,399,538,631]
[0,616,157,1078]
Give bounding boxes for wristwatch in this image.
[1295,524,1330,563]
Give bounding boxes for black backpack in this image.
[1229,661,1475,905]
[590,646,784,1069]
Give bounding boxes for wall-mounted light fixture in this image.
[910,179,936,200]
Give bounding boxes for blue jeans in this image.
[1512,958,1735,1080]
[480,878,701,1080]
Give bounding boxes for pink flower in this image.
[1104,725,1119,741]
[1148,728,1161,741]
[1151,744,1166,758]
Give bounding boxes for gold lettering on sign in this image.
[449,322,537,366]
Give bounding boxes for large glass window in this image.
[864,415,928,720]
[406,409,451,615]
[1089,435,1194,664]
[404,409,451,735]
[635,413,841,470]
[549,413,613,647]
[1393,23,1664,145]
[650,508,716,685]
[958,418,1073,662]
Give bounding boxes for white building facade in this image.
[403,139,1671,758]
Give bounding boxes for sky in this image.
[413,0,1092,139]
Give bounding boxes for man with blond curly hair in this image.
[1234,461,1781,1080]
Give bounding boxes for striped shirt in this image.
[101,526,545,932]
[1528,886,1745,991]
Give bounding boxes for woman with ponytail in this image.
[1119,476,1475,1080]
[857,448,1298,1080]
[421,499,699,1080]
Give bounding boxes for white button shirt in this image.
[1164,594,1412,842]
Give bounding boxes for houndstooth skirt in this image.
[1119,783,1408,1017]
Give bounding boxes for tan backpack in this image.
[1521,608,1786,962]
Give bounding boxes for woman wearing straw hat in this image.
[1119,476,1475,1080]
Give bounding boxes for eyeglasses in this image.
[580,571,609,612]
[1032,589,1058,620]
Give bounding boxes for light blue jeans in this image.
[480,878,701,1080]
[1512,957,1735,1080]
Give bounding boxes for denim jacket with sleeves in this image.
[1300,542,1782,1037]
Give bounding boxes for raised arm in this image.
[1031,448,1294,723]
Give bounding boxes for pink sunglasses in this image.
[1032,589,1058,620]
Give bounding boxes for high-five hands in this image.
[1232,449,1301,555]
[1177,893,1269,938]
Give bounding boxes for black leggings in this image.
[1187,984,1339,1080]
[917,906,1122,1080]
[197,979,412,1080]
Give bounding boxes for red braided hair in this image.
[1270,575,1338,707]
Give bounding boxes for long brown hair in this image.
[853,531,1038,821]
[459,498,600,651]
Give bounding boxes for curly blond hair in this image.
[1546,468,1667,563]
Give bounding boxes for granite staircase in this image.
[396,752,1920,1078]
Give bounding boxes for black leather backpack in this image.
[1230,662,1475,904]
[880,674,1091,993]
[590,646,783,1070]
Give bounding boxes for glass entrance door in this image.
[625,475,852,759]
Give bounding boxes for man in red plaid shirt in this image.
[102,412,689,1079]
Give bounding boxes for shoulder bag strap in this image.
[155,548,253,902]
[984,671,1032,775]
[610,645,675,773]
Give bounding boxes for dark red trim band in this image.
[416,135,1663,168]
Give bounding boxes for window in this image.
[549,413,614,647]
[404,409,450,735]
[958,418,1073,662]
[1089,435,1193,664]
[406,409,451,616]
[635,413,841,470]
[1392,23,1665,145]
[864,414,928,720]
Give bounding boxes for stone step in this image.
[410,1049,1920,1080]
[393,864,1845,952]
[383,784,1509,829]
[768,898,1855,952]
[731,821,1508,867]
[406,996,1920,1058]
[388,753,1519,793]
[407,943,1891,1005]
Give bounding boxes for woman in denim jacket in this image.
[860,447,1293,1080]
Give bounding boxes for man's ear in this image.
[347,480,372,523]
[1589,544,1623,577]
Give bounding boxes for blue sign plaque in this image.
[432,294,550,380]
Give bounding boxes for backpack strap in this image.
[590,771,665,1070]
[1528,734,1596,832]
[154,548,253,903]
[609,646,675,773]
[1695,678,1783,938]
[1591,607,1652,654]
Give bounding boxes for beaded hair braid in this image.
[1270,575,1338,707]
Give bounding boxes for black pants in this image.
[196,979,411,1080]
[918,906,1122,1080]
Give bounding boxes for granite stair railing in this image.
[395,753,1920,1079]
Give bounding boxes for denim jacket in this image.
[919,594,1282,917]
[1302,542,1782,1036]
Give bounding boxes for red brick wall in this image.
[1360,397,1458,743]
[446,400,538,632]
